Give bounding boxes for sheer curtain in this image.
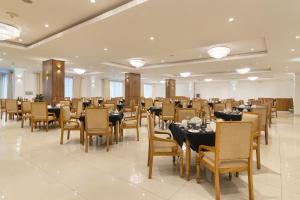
[1,73,8,98]
[110,81,123,98]
[64,77,73,98]
[144,84,153,98]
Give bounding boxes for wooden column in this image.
[165,79,176,98]
[42,59,65,105]
[125,73,140,105]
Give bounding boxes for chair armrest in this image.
[66,120,80,127]
[152,136,178,145]
[199,145,215,152]
[154,130,172,138]
[123,116,137,121]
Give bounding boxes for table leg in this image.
[153,113,156,127]
[115,121,119,144]
[80,124,84,145]
[185,140,191,181]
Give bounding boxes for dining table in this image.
[148,106,162,126]
[169,123,215,180]
[214,111,242,121]
[79,112,124,144]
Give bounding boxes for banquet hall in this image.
[0,0,299,200]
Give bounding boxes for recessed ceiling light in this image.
[0,58,3,61]
[204,78,212,82]
[236,67,251,74]
[44,24,49,28]
[180,72,191,77]
[250,48,254,51]
[73,68,86,75]
[207,46,231,59]
[228,17,235,22]
[0,23,21,40]
[160,80,165,83]
[129,59,146,68]
[296,35,300,39]
[104,48,108,51]
[149,36,155,40]
[291,48,295,52]
[90,0,96,3]
[248,76,258,81]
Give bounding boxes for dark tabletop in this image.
[48,107,60,118]
[79,112,124,127]
[169,123,215,152]
[83,101,92,108]
[117,103,124,111]
[148,106,162,116]
[214,111,242,121]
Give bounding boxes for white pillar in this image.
[294,73,300,115]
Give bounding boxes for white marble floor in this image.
[0,112,299,200]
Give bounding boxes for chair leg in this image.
[147,143,150,167]
[21,116,24,128]
[106,135,109,152]
[60,129,64,144]
[256,138,261,169]
[179,153,183,177]
[148,152,153,179]
[31,119,34,132]
[67,130,70,140]
[265,126,269,145]
[136,127,139,141]
[215,170,221,200]
[85,134,89,153]
[5,112,7,122]
[46,121,49,132]
[248,163,254,200]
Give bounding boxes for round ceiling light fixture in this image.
[207,46,231,59]
[73,68,86,75]
[180,72,191,77]
[204,78,212,82]
[0,23,21,40]
[129,59,146,68]
[248,76,258,81]
[236,67,251,74]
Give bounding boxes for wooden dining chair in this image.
[213,103,225,112]
[60,106,83,144]
[203,103,212,120]
[181,99,189,108]
[154,101,163,107]
[251,106,269,145]
[196,121,254,200]
[30,102,56,132]
[85,108,112,152]
[120,106,140,141]
[192,100,202,117]
[0,99,7,120]
[103,102,116,111]
[147,112,183,179]
[5,99,21,121]
[242,112,261,169]
[21,101,31,128]
[71,100,83,120]
[60,100,70,107]
[71,98,81,112]
[159,102,175,127]
[140,98,153,125]
[175,108,197,122]
[123,99,136,117]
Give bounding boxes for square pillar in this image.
[165,79,176,98]
[125,73,140,105]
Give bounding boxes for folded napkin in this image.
[190,117,201,124]
[180,120,188,128]
[208,121,216,132]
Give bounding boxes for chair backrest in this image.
[202,103,211,119]
[154,101,163,107]
[71,98,80,110]
[6,99,18,112]
[211,98,219,102]
[22,101,31,113]
[134,106,141,121]
[60,100,70,107]
[214,103,225,112]
[225,101,232,111]
[144,98,153,109]
[103,103,116,111]
[192,100,202,112]
[242,112,260,137]
[176,108,196,122]
[60,106,71,123]
[251,106,267,131]
[85,108,109,132]
[1,99,6,109]
[181,100,189,108]
[31,102,47,119]
[162,102,175,116]
[76,100,83,116]
[216,122,252,161]
[251,100,262,106]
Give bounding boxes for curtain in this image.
[109,81,123,98]
[6,72,12,98]
[64,77,73,98]
[144,84,153,98]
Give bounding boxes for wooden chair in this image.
[21,101,31,128]
[103,102,116,111]
[192,100,202,117]
[60,100,70,107]
[30,102,56,132]
[213,103,225,112]
[0,99,6,120]
[252,106,269,145]
[140,98,153,125]
[272,101,278,118]
[123,99,136,117]
[175,108,196,122]
[85,108,112,152]
[71,100,83,120]
[60,106,83,144]
[203,103,212,120]
[120,106,140,141]
[71,98,81,113]
[181,99,189,108]
[5,99,21,121]
[147,112,183,179]
[159,102,175,128]
[242,112,261,169]
[154,101,163,107]
[196,121,254,200]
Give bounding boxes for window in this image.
[144,84,152,98]
[64,77,73,98]
[1,73,8,98]
[110,81,123,98]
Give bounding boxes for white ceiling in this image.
[0,0,299,82]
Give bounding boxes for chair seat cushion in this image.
[153,141,178,153]
[34,115,55,121]
[122,120,137,127]
[64,121,80,129]
[202,152,248,169]
[87,127,111,134]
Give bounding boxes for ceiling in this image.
[0,0,299,83]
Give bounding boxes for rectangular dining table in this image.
[169,123,215,180]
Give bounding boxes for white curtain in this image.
[144,84,153,98]
[110,81,123,98]
[0,73,8,98]
[64,77,74,98]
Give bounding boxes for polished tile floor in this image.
[0,112,299,200]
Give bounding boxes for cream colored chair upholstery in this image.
[242,112,261,169]
[60,100,70,107]
[21,101,31,128]
[196,122,254,200]
[175,108,196,122]
[203,103,212,120]
[30,102,56,132]
[85,108,112,152]
[5,99,21,121]
[154,101,163,107]
[147,112,183,179]
[120,106,140,141]
[251,106,269,145]
[71,100,83,119]
[103,102,116,112]
[71,98,81,112]
[140,98,153,125]
[60,106,83,145]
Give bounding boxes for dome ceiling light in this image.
[129,59,146,68]
[180,72,191,77]
[236,67,251,74]
[0,23,21,40]
[207,46,231,59]
[73,68,86,75]
[248,76,258,81]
